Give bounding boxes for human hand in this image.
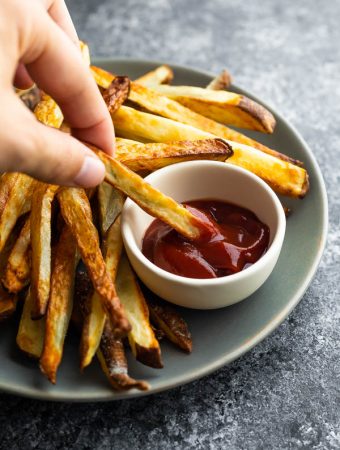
[0,0,115,187]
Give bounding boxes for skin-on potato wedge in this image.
[115,138,233,172]
[2,215,31,293]
[88,144,209,239]
[0,173,36,253]
[134,65,174,86]
[115,254,162,369]
[146,295,192,353]
[80,217,123,370]
[34,93,63,128]
[97,321,149,391]
[207,69,232,90]
[112,106,309,198]
[16,289,45,359]
[147,84,276,133]
[95,65,293,164]
[39,226,78,384]
[57,188,130,337]
[30,184,59,319]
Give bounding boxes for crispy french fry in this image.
[112,106,309,197]
[0,293,17,321]
[16,289,45,359]
[207,69,232,90]
[80,217,123,370]
[95,66,291,163]
[89,143,208,239]
[134,64,174,86]
[0,173,36,253]
[97,183,125,236]
[146,296,192,353]
[115,138,233,172]
[116,254,162,369]
[97,321,149,391]
[39,226,78,384]
[102,76,130,115]
[147,84,276,133]
[2,215,31,293]
[30,184,58,319]
[57,188,130,336]
[116,137,141,146]
[34,93,63,128]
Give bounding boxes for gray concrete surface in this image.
[0,0,339,448]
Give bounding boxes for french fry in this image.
[97,321,149,391]
[16,85,41,111]
[146,296,192,353]
[16,289,45,359]
[147,84,276,133]
[112,106,309,198]
[89,143,209,239]
[97,184,125,236]
[102,76,130,115]
[2,215,31,293]
[115,138,233,172]
[39,226,78,384]
[57,188,130,336]
[206,69,232,90]
[34,93,63,128]
[0,173,36,253]
[134,64,174,86]
[80,217,123,370]
[95,65,292,163]
[116,254,162,368]
[30,184,58,319]
[0,293,17,322]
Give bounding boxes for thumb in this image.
[0,94,105,187]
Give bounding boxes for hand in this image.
[0,0,115,187]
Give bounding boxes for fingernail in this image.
[73,155,105,187]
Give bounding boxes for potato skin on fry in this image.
[58,188,130,337]
[39,226,78,384]
[102,76,130,115]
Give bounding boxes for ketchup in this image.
[142,200,270,279]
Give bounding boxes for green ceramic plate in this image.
[0,59,328,401]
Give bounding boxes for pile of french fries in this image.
[0,43,309,392]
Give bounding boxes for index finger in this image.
[21,10,114,155]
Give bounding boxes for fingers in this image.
[13,64,34,90]
[0,93,105,187]
[20,6,115,156]
[46,0,79,45]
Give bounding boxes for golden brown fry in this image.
[102,76,130,115]
[80,217,123,370]
[57,188,130,336]
[115,138,233,172]
[97,183,125,236]
[2,215,31,293]
[148,84,276,133]
[146,296,192,353]
[16,289,45,359]
[116,254,162,368]
[0,173,36,253]
[34,93,63,128]
[112,106,309,198]
[39,226,78,384]
[134,65,174,86]
[89,143,208,239]
[207,69,232,90]
[97,321,149,391]
[30,184,58,319]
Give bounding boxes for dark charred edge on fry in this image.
[238,96,276,133]
[17,86,41,111]
[207,69,232,90]
[299,172,310,199]
[99,322,149,391]
[134,343,163,369]
[147,300,192,353]
[103,76,130,115]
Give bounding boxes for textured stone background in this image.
[0,0,339,448]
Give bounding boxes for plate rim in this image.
[0,58,328,402]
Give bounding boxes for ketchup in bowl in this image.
[142,200,270,279]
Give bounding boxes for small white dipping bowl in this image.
[121,161,286,310]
